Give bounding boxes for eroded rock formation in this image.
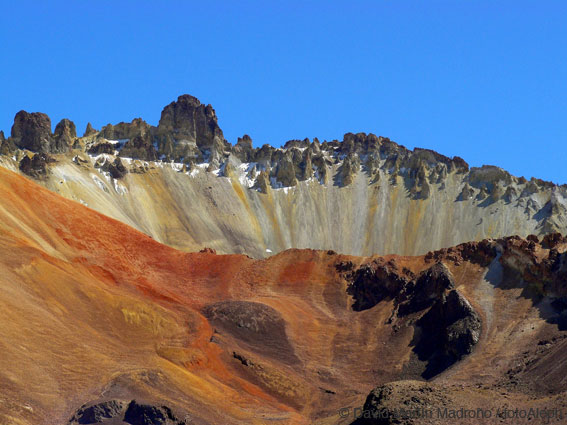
[1,94,567,260]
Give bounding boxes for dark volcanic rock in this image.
[68,399,189,425]
[345,259,480,379]
[98,157,127,179]
[203,301,299,365]
[414,289,481,379]
[397,263,455,316]
[119,135,158,161]
[352,381,452,425]
[11,111,53,153]
[346,259,414,311]
[87,140,115,155]
[541,232,567,250]
[53,118,77,151]
[19,153,54,177]
[69,400,125,424]
[123,400,177,425]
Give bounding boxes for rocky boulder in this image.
[468,165,513,189]
[87,140,116,155]
[97,157,127,179]
[352,381,452,425]
[19,153,54,178]
[68,399,189,425]
[457,183,474,201]
[11,110,54,153]
[53,118,77,152]
[68,400,125,424]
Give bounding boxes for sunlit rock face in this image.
[1,94,566,258]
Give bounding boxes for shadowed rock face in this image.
[119,135,158,161]
[345,259,415,311]
[68,400,190,425]
[11,111,54,153]
[414,289,482,379]
[18,153,54,177]
[68,400,125,424]
[351,381,455,425]
[96,157,128,179]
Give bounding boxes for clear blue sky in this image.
[1,1,566,183]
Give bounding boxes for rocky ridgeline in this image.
[338,233,567,382]
[2,94,565,203]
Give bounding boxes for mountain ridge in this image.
[1,94,566,259]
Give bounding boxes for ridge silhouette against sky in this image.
[1,1,566,183]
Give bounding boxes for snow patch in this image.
[91,174,109,193]
[170,162,184,172]
[113,179,128,195]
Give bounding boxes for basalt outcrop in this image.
[68,400,190,425]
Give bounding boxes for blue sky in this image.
[1,1,566,183]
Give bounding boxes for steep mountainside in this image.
[1,94,566,257]
[1,166,567,424]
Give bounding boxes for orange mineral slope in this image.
[0,167,297,425]
[0,166,394,425]
[1,166,567,425]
